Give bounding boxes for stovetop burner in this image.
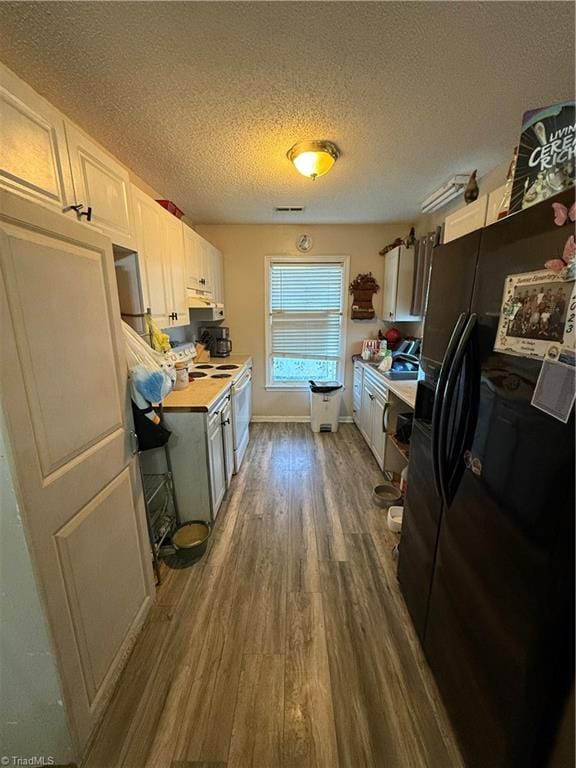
[215,364,240,370]
[211,373,232,379]
[195,364,215,370]
[189,371,208,379]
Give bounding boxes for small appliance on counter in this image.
[199,326,232,358]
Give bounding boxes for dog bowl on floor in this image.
[170,521,211,565]
[372,483,402,508]
[387,505,404,533]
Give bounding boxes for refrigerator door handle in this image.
[431,312,468,499]
[438,313,478,506]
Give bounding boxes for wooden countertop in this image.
[354,357,418,409]
[162,355,252,413]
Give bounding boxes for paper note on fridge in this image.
[494,269,576,359]
[531,355,576,423]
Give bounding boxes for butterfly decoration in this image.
[552,201,576,226]
[545,202,576,280]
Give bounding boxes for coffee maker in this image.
[199,326,232,358]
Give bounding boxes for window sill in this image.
[265,383,345,391]
[265,384,310,391]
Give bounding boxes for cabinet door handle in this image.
[382,403,390,434]
[129,430,139,455]
[199,278,206,285]
[368,393,374,400]
[222,418,230,425]
[64,203,93,222]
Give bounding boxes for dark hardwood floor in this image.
[83,423,463,768]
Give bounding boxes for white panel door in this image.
[65,122,134,248]
[0,190,154,756]
[0,63,75,211]
[132,184,171,329]
[162,208,188,326]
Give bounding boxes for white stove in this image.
[188,362,242,380]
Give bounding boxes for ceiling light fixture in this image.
[421,175,470,213]
[287,140,340,180]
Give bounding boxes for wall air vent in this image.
[274,205,305,212]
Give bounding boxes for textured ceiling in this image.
[0,2,573,224]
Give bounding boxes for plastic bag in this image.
[122,321,175,404]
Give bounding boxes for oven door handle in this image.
[234,371,252,394]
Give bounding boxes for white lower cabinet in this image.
[160,390,232,522]
[221,395,234,488]
[352,361,363,426]
[358,367,389,471]
[207,407,226,515]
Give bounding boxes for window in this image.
[266,256,348,388]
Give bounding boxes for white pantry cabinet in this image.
[0,188,154,756]
[381,245,421,322]
[65,122,134,249]
[0,63,75,212]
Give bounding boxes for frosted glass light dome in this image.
[287,141,340,180]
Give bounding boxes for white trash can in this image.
[309,381,343,433]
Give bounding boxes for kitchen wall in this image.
[0,415,73,763]
[195,223,416,419]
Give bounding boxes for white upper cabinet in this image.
[65,122,134,248]
[183,225,203,292]
[162,207,188,327]
[212,246,225,304]
[183,226,224,302]
[132,185,190,329]
[131,184,171,328]
[381,244,421,322]
[0,64,75,211]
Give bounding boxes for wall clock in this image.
[296,233,313,253]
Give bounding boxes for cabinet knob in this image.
[222,418,231,425]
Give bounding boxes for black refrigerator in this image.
[398,189,575,768]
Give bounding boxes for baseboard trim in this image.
[251,415,354,423]
[251,416,310,423]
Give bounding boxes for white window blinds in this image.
[269,261,344,361]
